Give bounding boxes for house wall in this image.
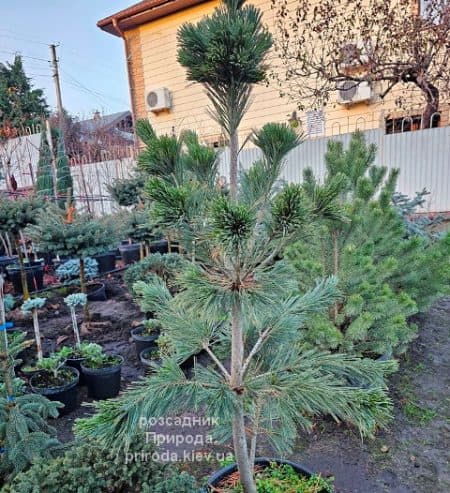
[123,0,447,143]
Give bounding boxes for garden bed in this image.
[8,269,449,492]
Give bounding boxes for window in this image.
[385,113,440,134]
[306,110,325,136]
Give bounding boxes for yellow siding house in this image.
[98,0,448,146]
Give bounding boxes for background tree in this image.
[0,55,48,130]
[177,0,273,198]
[35,132,54,198]
[272,0,450,127]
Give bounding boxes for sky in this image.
[0,0,134,120]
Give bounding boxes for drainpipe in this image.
[112,18,139,147]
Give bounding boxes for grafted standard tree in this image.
[76,124,395,493]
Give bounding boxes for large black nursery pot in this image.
[119,243,141,265]
[29,366,79,415]
[6,261,44,294]
[131,326,159,358]
[81,355,123,400]
[66,356,86,385]
[205,458,317,492]
[86,282,107,301]
[93,250,116,273]
[149,239,169,254]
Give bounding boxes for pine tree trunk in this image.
[231,301,256,493]
[15,237,29,300]
[229,131,239,201]
[232,401,256,493]
[332,230,339,321]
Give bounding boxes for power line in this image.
[0,49,49,63]
[60,69,129,107]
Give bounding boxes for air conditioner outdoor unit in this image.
[337,80,372,106]
[146,87,172,113]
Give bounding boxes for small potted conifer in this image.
[27,205,118,318]
[30,352,79,414]
[131,319,161,358]
[80,344,123,400]
[59,293,88,383]
[20,297,46,376]
[139,334,172,369]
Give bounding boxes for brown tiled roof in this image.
[97,0,209,36]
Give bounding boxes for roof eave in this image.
[97,0,208,37]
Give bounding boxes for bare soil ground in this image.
[287,298,450,493]
[9,271,450,492]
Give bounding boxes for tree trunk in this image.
[232,400,257,493]
[231,301,256,493]
[416,79,439,129]
[70,307,81,347]
[79,258,90,321]
[14,237,29,300]
[229,131,239,201]
[32,310,43,361]
[332,230,339,321]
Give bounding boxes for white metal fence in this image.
[71,157,135,216]
[1,126,449,214]
[221,126,450,213]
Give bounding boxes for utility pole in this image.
[50,44,63,120]
[49,44,65,152]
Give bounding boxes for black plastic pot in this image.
[139,347,162,369]
[0,255,17,274]
[6,262,44,295]
[86,282,107,301]
[29,366,79,415]
[93,251,116,273]
[205,458,316,492]
[119,243,141,265]
[131,326,159,358]
[81,355,123,400]
[66,357,86,385]
[149,240,169,254]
